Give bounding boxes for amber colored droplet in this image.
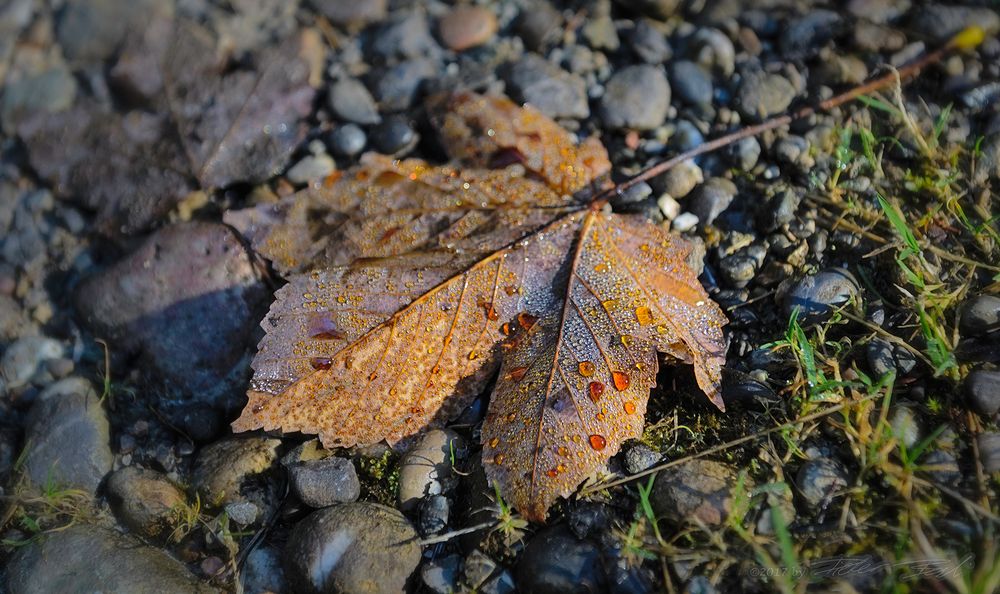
[251,403,265,413]
[601,299,617,311]
[578,361,596,377]
[620,334,632,347]
[505,366,529,381]
[635,306,653,325]
[380,226,402,243]
[589,434,607,450]
[612,371,630,391]
[572,435,582,443]
[489,437,500,448]
[506,412,517,422]
[595,263,607,272]
[368,372,378,381]
[322,171,342,187]
[517,312,538,330]
[556,464,566,473]
[410,406,422,414]
[311,329,345,340]
[468,351,479,360]
[546,468,559,478]
[486,305,499,321]
[504,284,519,296]
[623,401,637,415]
[310,357,333,370]
[501,322,512,336]
[493,454,504,465]
[557,446,569,456]
[596,412,606,421]
[442,335,453,347]
[588,381,604,403]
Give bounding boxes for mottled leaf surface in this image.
[230,93,727,521]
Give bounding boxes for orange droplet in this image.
[556,464,566,473]
[493,454,504,465]
[468,351,479,360]
[506,412,517,422]
[578,361,596,377]
[431,364,441,375]
[557,446,569,456]
[380,226,402,243]
[623,401,637,415]
[517,312,538,330]
[572,435,582,443]
[489,437,500,448]
[501,322,512,336]
[595,263,607,272]
[635,306,653,325]
[588,381,605,403]
[546,468,559,478]
[612,371,630,391]
[505,366,528,381]
[504,284,519,296]
[442,335,453,347]
[368,371,378,381]
[596,412,606,421]
[601,299,617,311]
[589,434,607,451]
[310,357,333,370]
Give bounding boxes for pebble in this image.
[729,136,761,171]
[5,525,218,593]
[582,14,620,51]
[284,502,421,594]
[191,436,281,522]
[106,466,187,539]
[619,0,682,21]
[0,335,64,390]
[672,212,699,232]
[438,6,497,52]
[502,54,590,120]
[600,65,670,131]
[309,0,387,27]
[910,4,1000,42]
[669,120,704,153]
[513,3,561,52]
[482,571,517,594]
[422,554,461,594]
[866,338,917,380]
[168,403,223,444]
[628,19,672,64]
[657,194,681,220]
[514,526,605,593]
[796,457,850,510]
[780,10,840,58]
[371,117,418,156]
[921,449,961,485]
[0,68,78,130]
[22,377,112,494]
[327,77,381,125]
[418,494,450,535]
[288,456,361,508]
[688,177,736,226]
[846,0,911,24]
[464,549,499,589]
[623,442,661,475]
[651,459,743,526]
[978,432,1000,473]
[784,268,860,323]
[329,124,367,157]
[286,154,335,184]
[397,428,462,511]
[370,58,437,112]
[670,61,713,106]
[965,370,1000,417]
[688,28,735,77]
[773,135,809,165]
[975,135,1000,184]
[959,295,1000,337]
[75,223,267,410]
[719,255,757,289]
[371,11,440,62]
[889,405,921,449]
[734,69,796,122]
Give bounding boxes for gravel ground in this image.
[1,0,999,592]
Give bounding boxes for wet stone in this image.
[370,59,437,112]
[513,2,561,51]
[287,456,361,508]
[328,77,381,125]
[718,254,757,289]
[688,178,736,226]
[422,554,461,594]
[0,335,64,390]
[514,526,605,594]
[623,442,661,475]
[286,154,335,185]
[309,0,387,27]
[418,494,450,536]
[438,6,497,52]
[921,449,961,485]
[191,436,281,522]
[284,502,421,594]
[599,65,670,131]
[965,370,1000,417]
[370,11,441,62]
[651,459,744,526]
